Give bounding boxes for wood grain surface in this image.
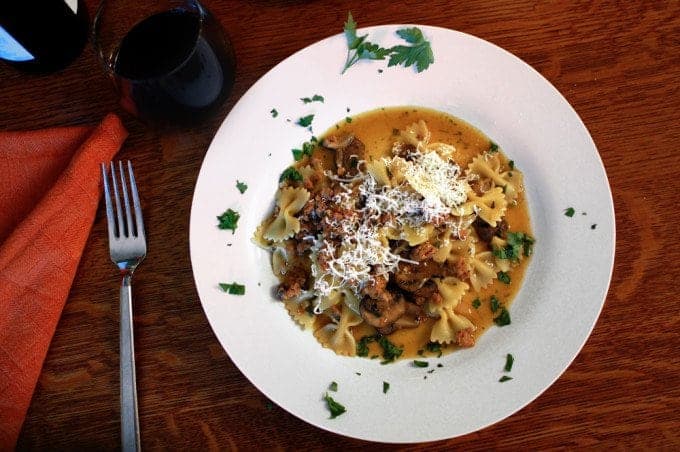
[2,0,679,449]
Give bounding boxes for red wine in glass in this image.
[96,2,235,126]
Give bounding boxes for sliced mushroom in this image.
[322,133,366,176]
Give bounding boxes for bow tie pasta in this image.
[255,106,534,361]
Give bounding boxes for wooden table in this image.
[3,0,678,449]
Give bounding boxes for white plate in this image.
[189,25,615,443]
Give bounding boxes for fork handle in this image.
[120,274,140,452]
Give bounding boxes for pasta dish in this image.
[254,107,534,360]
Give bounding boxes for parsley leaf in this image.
[388,27,434,73]
[504,353,514,372]
[494,308,511,326]
[270,108,278,118]
[219,282,246,295]
[413,360,429,368]
[236,180,248,194]
[383,381,390,394]
[328,381,338,392]
[497,271,511,285]
[217,208,240,233]
[356,335,375,357]
[472,298,481,309]
[292,141,316,161]
[342,12,392,74]
[296,114,314,127]
[301,94,324,104]
[508,160,515,170]
[499,375,513,382]
[564,207,575,217]
[323,393,346,418]
[490,295,500,313]
[378,336,403,363]
[279,167,303,183]
[345,116,353,123]
[488,141,499,153]
[494,231,535,261]
[425,341,442,357]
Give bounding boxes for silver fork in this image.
[101,161,146,452]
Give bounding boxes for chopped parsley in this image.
[356,335,375,357]
[499,375,513,383]
[345,116,353,123]
[425,341,442,357]
[497,271,511,285]
[383,381,390,394]
[508,160,515,170]
[323,393,346,418]
[564,207,575,217]
[300,94,324,104]
[218,282,246,295]
[504,353,514,372]
[328,381,338,392]
[296,114,314,127]
[490,295,500,313]
[472,298,481,309]
[591,224,597,230]
[494,231,534,261]
[494,308,511,326]
[217,208,240,233]
[357,334,403,363]
[270,108,278,118]
[378,336,403,363]
[489,141,499,153]
[292,141,315,161]
[265,401,274,410]
[341,13,433,74]
[236,180,248,194]
[279,166,303,183]
[413,360,429,368]
[388,27,435,73]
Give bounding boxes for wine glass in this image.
[93,0,236,126]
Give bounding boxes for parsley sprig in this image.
[341,13,434,74]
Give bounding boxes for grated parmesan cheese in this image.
[310,149,472,310]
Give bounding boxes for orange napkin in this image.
[0,114,128,448]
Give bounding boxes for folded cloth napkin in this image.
[0,114,127,448]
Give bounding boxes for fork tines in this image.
[101,161,145,241]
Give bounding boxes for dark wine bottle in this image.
[0,0,88,73]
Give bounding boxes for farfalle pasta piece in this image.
[251,222,272,248]
[365,158,392,187]
[385,156,408,185]
[263,186,310,241]
[490,236,511,272]
[298,164,316,181]
[401,224,435,246]
[457,187,507,227]
[467,251,498,292]
[427,277,474,344]
[427,142,456,160]
[284,298,316,330]
[314,303,363,356]
[467,154,523,202]
[400,120,431,149]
